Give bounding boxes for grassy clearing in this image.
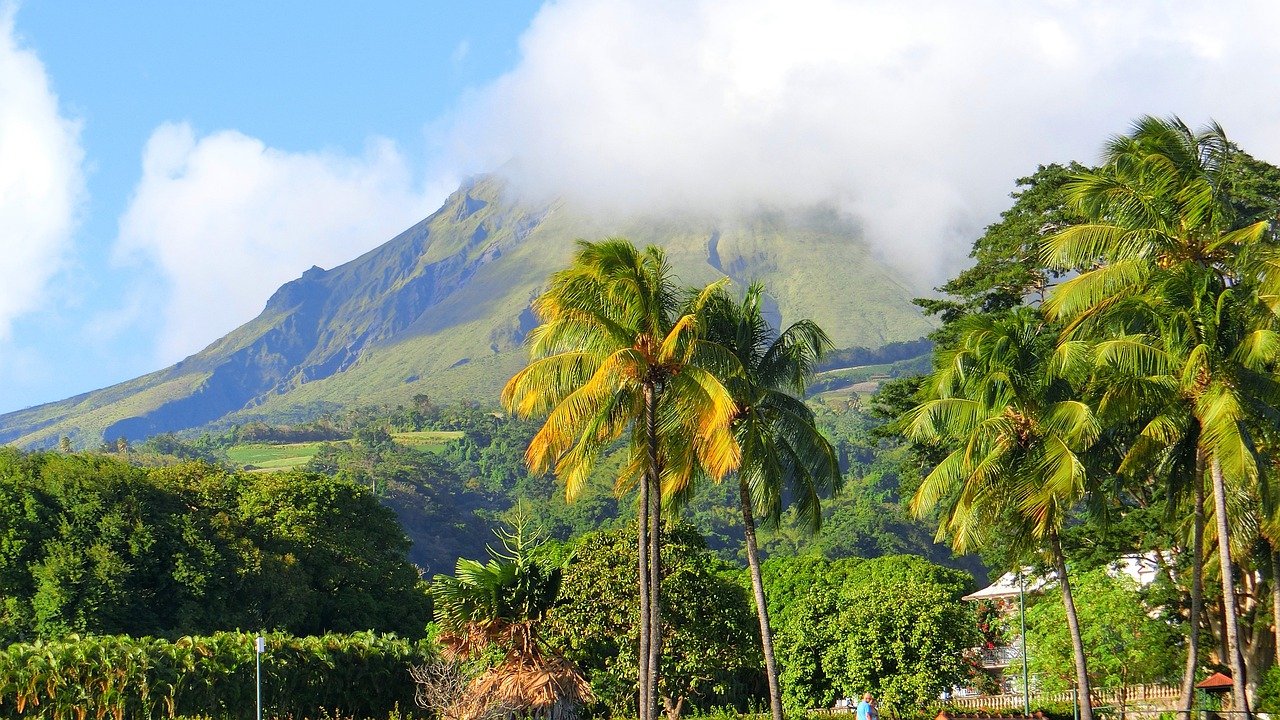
[391,430,464,452]
[223,431,462,471]
[225,442,324,471]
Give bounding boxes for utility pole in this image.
[1020,571,1030,717]
[255,635,265,720]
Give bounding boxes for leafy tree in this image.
[0,451,429,641]
[238,470,429,636]
[544,525,759,718]
[1025,569,1178,718]
[502,239,739,720]
[771,555,860,712]
[772,554,975,716]
[915,163,1087,343]
[701,281,841,720]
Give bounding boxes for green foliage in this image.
[814,339,934,373]
[231,419,347,444]
[136,434,219,463]
[543,525,761,715]
[0,450,429,642]
[431,516,562,635]
[771,555,976,717]
[0,631,431,720]
[305,430,494,574]
[1255,664,1280,714]
[1025,569,1178,692]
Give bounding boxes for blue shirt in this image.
[857,700,876,720]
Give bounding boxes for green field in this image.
[225,431,463,472]
[225,442,324,471]
[391,429,463,452]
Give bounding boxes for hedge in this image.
[0,631,431,719]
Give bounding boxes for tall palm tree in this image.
[902,309,1101,720]
[502,238,739,720]
[1042,116,1280,716]
[702,283,841,720]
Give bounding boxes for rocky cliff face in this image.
[0,176,933,447]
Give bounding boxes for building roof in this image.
[962,571,1051,601]
[963,552,1171,602]
[1196,672,1234,691]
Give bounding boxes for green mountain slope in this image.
[0,176,934,447]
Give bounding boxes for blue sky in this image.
[6,1,1280,415]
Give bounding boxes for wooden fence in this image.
[946,684,1184,712]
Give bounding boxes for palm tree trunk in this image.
[739,478,784,720]
[1180,453,1206,720]
[638,383,655,720]
[1271,544,1280,665]
[644,381,662,720]
[1051,532,1094,720]
[1211,455,1251,718]
[647,469,662,720]
[638,462,651,720]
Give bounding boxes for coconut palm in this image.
[501,238,739,720]
[1091,335,1205,720]
[1043,116,1280,716]
[902,308,1101,720]
[701,282,841,720]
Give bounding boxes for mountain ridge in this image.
[0,176,934,448]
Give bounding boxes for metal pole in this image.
[1021,571,1030,717]
[255,636,264,720]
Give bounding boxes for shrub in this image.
[0,631,431,719]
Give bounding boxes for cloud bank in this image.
[448,0,1280,281]
[116,123,445,362]
[110,0,1280,367]
[0,3,83,340]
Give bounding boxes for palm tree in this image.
[702,283,841,720]
[501,238,739,720]
[1086,307,1212,720]
[902,308,1101,720]
[430,517,593,719]
[1043,116,1280,716]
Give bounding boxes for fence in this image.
[947,684,1184,712]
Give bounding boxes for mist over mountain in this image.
[0,176,933,447]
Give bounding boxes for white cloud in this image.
[447,0,1280,282]
[0,3,83,339]
[451,39,470,67]
[116,122,446,363]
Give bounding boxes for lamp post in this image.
[255,635,265,720]
[1020,571,1030,717]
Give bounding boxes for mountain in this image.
[0,176,934,448]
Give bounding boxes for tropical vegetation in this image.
[501,239,741,720]
[702,282,841,720]
[8,115,1280,720]
[429,515,592,719]
[0,631,430,720]
[891,115,1280,720]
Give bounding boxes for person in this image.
[856,693,878,720]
